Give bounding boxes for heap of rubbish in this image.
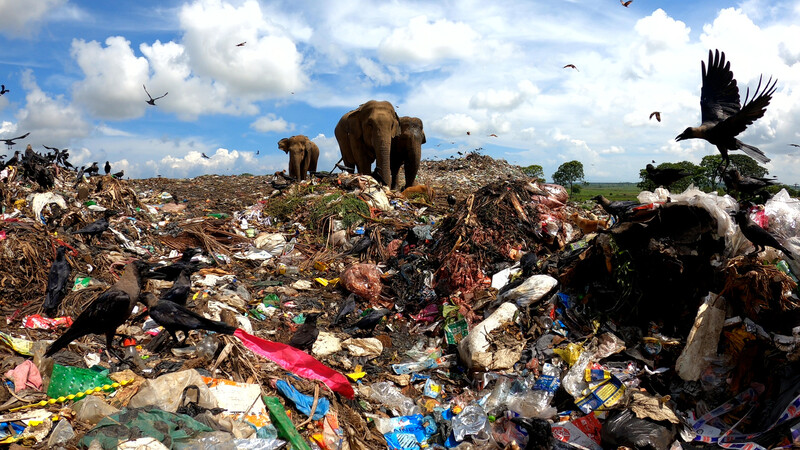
[2,153,800,450]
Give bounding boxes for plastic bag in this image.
[452,404,492,444]
[601,409,675,450]
[507,363,559,419]
[129,369,218,413]
[275,379,330,420]
[74,396,120,425]
[369,381,421,416]
[497,274,558,307]
[340,263,382,301]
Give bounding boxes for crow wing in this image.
[700,50,740,126]
[715,75,777,138]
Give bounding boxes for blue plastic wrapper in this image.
[275,379,330,420]
[382,414,438,450]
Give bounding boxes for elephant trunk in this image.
[374,137,392,187]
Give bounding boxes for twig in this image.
[295,384,320,429]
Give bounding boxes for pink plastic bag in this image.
[341,263,382,301]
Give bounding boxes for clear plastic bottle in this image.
[483,377,513,416]
[196,335,219,361]
[507,363,560,419]
[368,381,421,416]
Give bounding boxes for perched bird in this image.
[104,161,111,175]
[345,235,373,256]
[649,111,661,122]
[201,153,210,159]
[73,166,86,187]
[43,247,72,317]
[288,313,320,352]
[148,248,203,281]
[143,84,168,106]
[592,195,641,222]
[236,41,246,47]
[645,163,690,189]
[620,0,633,6]
[331,294,356,326]
[46,261,150,358]
[0,84,8,95]
[72,210,116,244]
[159,269,192,306]
[676,50,777,168]
[140,292,236,346]
[113,170,124,179]
[345,308,390,334]
[2,132,30,150]
[734,209,794,260]
[85,161,99,176]
[447,194,457,207]
[5,150,20,167]
[510,417,554,450]
[722,168,778,197]
[563,64,579,71]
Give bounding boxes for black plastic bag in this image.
[601,409,675,450]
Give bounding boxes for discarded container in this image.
[369,381,421,416]
[452,403,492,444]
[275,379,330,420]
[507,363,560,419]
[47,364,114,399]
[263,395,311,450]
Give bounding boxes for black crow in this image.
[113,170,124,179]
[43,246,72,317]
[288,312,320,352]
[0,84,8,95]
[345,308,390,334]
[201,153,210,159]
[331,294,356,326]
[592,195,641,221]
[147,248,203,281]
[73,210,116,244]
[344,235,372,256]
[85,162,99,176]
[2,132,29,150]
[143,84,168,106]
[46,261,149,358]
[734,209,794,259]
[159,269,192,306]
[73,166,86,187]
[676,50,776,168]
[645,164,690,189]
[649,111,661,122]
[5,151,19,167]
[447,194,457,206]
[722,168,778,197]
[140,293,236,346]
[104,161,111,175]
[563,64,578,71]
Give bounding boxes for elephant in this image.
[334,100,400,187]
[390,116,425,190]
[278,135,319,181]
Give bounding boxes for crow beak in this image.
[675,134,684,142]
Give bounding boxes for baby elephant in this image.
[390,116,425,190]
[278,135,319,181]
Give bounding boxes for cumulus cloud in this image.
[378,16,480,65]
[469,80,539,112]
[0,0,65,37]
[430,113,480,137]
[15,70,90,145]
[71,37,150,120]
[251,114,290,133]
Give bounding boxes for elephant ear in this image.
[422,131,427,145]
[391,110,401,139]
[347,109,363,141]
[278,138,289,153]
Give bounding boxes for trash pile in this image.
[3,155,800,449]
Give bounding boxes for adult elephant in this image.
[278,135,319,181]
[334,100,400,187]
[390,116,425,190]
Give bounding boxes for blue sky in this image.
[2,0,800,183]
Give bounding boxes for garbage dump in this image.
[3,152,800,449]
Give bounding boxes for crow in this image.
[5,150,20,167]
[592,195,641,221]
[345,308,390,334]
[447,194,457,207]
[649,111,661,122]
[510,417,554,450]
[147,248,203,281]
[143,84,168,106]
[236,41,246,47]
[331,294,356,326]
[0,84,8,95]
[140,292,236,346]
[563,64,579,71]
[104,161,111,175]
[288,312,320,352]
[46,260,150,358]
[645,164,690,189]
[2,132,29,150]
[344,235,372,256]
[113,170,124,179]
[734,209,794,260]
[73,166,86,187]
[43,246,72,317]
[159,268,192,306]
[676,50,777,169]
[620,0,633,6]
[722,168,779,197]
[73,210,116,244]
[201,153,210,159]
[85,162,99,176]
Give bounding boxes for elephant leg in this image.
[404,154,419,189]
[390,148,403,190]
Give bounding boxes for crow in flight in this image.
[0,85,8,95]
[649,111,661,122]
[143,84,168,106]
[645,163,690,189]
[2,132,30,150]
[621,0,633,6]
[563,64,579,71]
[201,153,210,159]
[676,50,777,169]
[236,41,246,47]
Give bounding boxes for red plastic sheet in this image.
[234,328,355,399]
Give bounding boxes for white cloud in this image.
[71,36,150,120]
[251,114,290,133]
[0,0,65,37]
[14,70,90,145]
[378,16,480,65]
[430,113,480,137]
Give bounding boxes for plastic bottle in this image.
[483,377,513,416]
[369,381,421,416]
[507,363,560,419]
[196,335,219,361]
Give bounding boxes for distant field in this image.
[568,182,641,203]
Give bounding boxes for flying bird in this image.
[45,261,149,359]
[489,133,498,137]
[0,85,8,95]
[201,153,210,159]
[789,144,800,148]
[676,49,777,169]
[734,208,794,260]
[143,84,168,106]
[466,131,471,135]
[620,0,633,6]
[2,132,30,150]
[649,111,661,122]
[140,292,236,346]
[43,246,72,317]
[288,313,320,352]
[563,64,579,71]
[645,163,690,189]
[236,41,246,47]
